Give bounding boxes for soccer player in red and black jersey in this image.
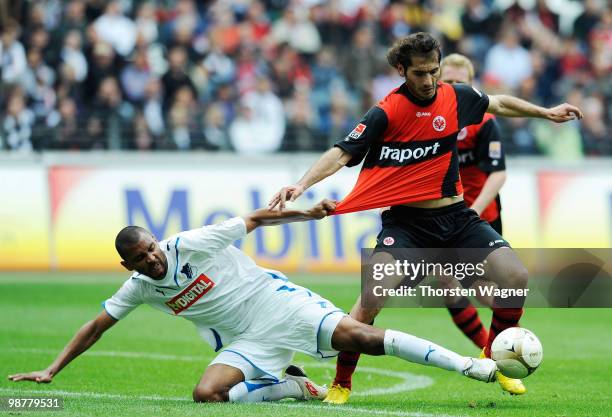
[268,32,582,403]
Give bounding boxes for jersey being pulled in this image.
[103,217,286,351]
[457,113,506,222]
[333,82,489,214]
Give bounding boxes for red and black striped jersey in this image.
[457,113,506,222]
[333,82,489,214]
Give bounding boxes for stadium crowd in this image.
[0,0,610,156]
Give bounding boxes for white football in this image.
[491,327,543,379]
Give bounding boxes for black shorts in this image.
[489,216,502,235]
[375,201,509,252]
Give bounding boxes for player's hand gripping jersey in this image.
[457,113,506,223]
[333,82,489,214]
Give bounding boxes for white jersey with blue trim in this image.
[103,217,288,350]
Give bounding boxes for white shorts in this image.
[208,274,346,381]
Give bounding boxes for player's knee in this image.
[192,384,228,403]
[350,325,384,355]
[506,264,528,289]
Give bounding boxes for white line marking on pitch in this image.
[0,388,466,417]
[8,348,433,397]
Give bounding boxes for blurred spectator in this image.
[60,30,88,83]
[21,48,57,119]
[46,97,82,150]
[89,76,134,149]
[161,46,197,111]
[142,78,165,138]
[84,41,121,103]
[270,7,322,55]
[135,2,159,45]
[484,27,532,91]
[52,0,88,47]
[574,0,602,44]
[581,96,611,156]
[230,77,285,153]
[1,90,35,151]
[533,119,583,160]
[1,20,27,86]
[93,1,137,57]
[283,83,320,151]
[120,49,153,105]
[341,26,382,97]
[203,104,232,151]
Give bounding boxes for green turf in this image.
[1,272,610,417]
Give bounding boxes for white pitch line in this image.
[8,348,433,397]
[0,388,466,417]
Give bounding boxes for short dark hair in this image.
[115,226,149,260]
[387,32,442,70]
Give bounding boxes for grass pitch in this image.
[1,272,610,417]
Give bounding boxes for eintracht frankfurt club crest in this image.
[432,116,446,132]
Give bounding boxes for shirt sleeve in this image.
[453,83,490,129]
[334,106,388,167]
[178,217,247,257]
[476,117,506,172]
[103,279,144,320]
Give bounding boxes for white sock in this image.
[383,329,469,373]
[228,379,303,402]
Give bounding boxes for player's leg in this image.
[328,316,496,382]
[481,247,528,355]
[328,249,405,402]
[192,363,244,402]
[194,350,324,403]
[451,212,527,394]
[440,274,489,349]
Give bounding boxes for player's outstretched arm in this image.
[268,147,352,211]
[488,95,583,122]
[244,199,336,233]
[8,310,117,383]
[471,170,506,215]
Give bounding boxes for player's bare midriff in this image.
[400,195,464,209]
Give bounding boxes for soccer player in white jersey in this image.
[9,199,498,403]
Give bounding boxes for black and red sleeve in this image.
[453,83,490,129]
[476,118,506,172]
[334,106,388,167]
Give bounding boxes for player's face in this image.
[441,65,471,85]
[122,233,168,279]
[404,54,441,101]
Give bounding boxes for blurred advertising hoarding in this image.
[0,155,610,271]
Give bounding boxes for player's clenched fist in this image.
[545,103,584,123]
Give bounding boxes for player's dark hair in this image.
[387,32,442,70]
[115,226,149,260]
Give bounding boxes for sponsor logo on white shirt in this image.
[165,274,215,314]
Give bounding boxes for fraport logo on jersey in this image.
[165,274,215,314]
[432,116,446,132]
[379,142,441,164]
[347,123,366,140]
